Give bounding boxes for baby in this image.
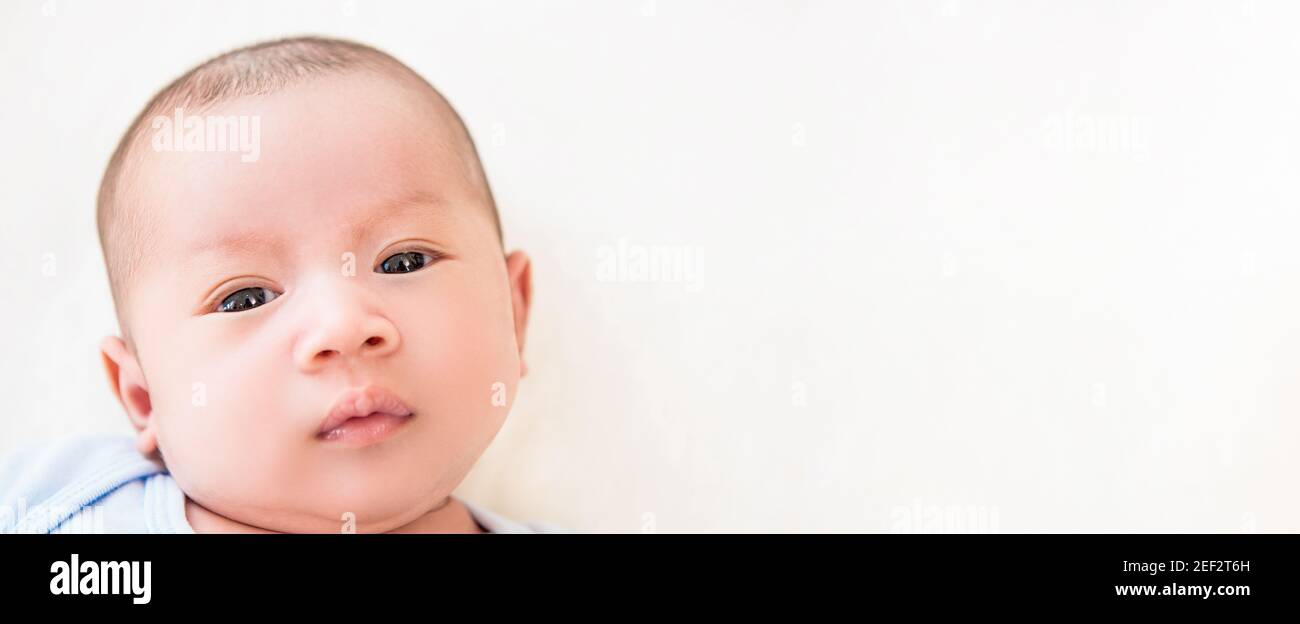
[0,37,554,533]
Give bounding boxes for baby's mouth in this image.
[316,385,415,448]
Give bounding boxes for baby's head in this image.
[95,37,532,532]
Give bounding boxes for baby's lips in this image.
[317,385,414,435]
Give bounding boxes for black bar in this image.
[0,534,1287,612]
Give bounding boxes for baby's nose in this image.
[294,309,401,372]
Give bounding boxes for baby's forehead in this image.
[127,73,487,246]
[142,71,471,170]
[99,38,501,336]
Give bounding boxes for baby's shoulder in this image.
[0,432,165,533]
[460,498,575,534]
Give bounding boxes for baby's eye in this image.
[377,251,435,274]
[217,287,279,313]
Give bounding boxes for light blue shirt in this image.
[0,433,559,534]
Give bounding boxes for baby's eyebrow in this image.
[347,189,444,243]
[185,190,444,260]
[192,229,284,257]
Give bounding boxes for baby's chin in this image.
[173,449,462,533]
[187,478,455,533]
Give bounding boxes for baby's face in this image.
[116,73,528,532]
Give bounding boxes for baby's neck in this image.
[184,496,485,534]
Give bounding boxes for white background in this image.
[2,0,1297,532]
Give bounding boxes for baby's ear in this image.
[99,336,158,457]
[504,250,533,377]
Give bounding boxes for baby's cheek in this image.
[406,332,514,487]
[418,278,517,383]
[151,352,299,498]
[399,295,519,448]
